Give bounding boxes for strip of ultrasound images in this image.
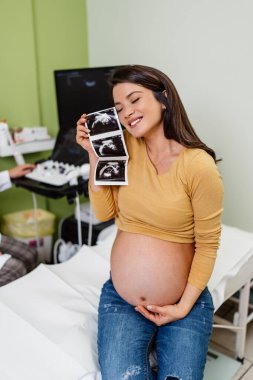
[87,107,128,185]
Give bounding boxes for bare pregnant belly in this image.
[110,231,194,307]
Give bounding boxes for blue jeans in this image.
[98,278,214,380]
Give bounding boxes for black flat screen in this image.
[53,66,119,164]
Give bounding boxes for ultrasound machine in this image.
[13,65,118,200]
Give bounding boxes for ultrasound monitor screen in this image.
[53,66,120,164]
[54,66,118,130]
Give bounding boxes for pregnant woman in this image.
[76,65,224,380]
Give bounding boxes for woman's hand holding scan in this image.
[76,114,93,154]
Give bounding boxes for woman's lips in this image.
[128,117,143,127]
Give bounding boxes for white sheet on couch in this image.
[0,247,110,380]
[0,301,86,380]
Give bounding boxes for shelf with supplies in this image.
[0,138,56,157]
[0,122,55,157]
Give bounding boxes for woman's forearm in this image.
[177,282,203,314]
[88,152,102,192]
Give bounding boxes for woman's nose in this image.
[124,105,134,119]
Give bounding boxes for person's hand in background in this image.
[8,164,35,178]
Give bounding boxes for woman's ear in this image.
[162,90,167,109]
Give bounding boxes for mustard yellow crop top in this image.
[89,131,224,290]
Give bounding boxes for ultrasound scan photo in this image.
[87,107,120,136]
[96,160,127,182]
[92,135,127,157]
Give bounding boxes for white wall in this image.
[87,0,253,232]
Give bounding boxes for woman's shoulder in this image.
[181,147,221,182]
[182,147,216,167]
[182,148,224,197]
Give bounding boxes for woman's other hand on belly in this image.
[135,302,188,326]
[135,283,204,326]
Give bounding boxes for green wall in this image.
[0,0,89,222]
[0,0,40,126]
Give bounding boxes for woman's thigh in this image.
[156,287,214,380]
[98,278,157,380]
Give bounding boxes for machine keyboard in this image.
[25,160,90,186]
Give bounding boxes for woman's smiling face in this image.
[113,82,164,138]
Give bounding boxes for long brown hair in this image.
[109,65,218,162]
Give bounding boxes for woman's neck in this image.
[144,130,181,158]
[143,132,184,174]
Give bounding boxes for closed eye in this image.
[115,97,140,113]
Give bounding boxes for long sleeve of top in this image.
[89,132,224,290]
[0,171,12,192]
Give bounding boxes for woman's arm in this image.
[76,114,118,222]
